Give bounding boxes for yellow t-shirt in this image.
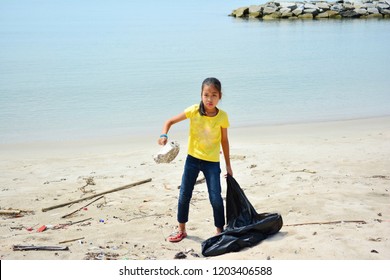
[184,104,230,162]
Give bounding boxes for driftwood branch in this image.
[285,220,366,227]
[13,245,69,251]
[42,178,152,212]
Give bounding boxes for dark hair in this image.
[199,77,222,116]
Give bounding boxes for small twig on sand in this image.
[68,217,93,225]
[290,169,317,174]
[371,175,390,180]
[59,237,85,244]
[127,214,163,222]
[54,217,93,229]
[285,220,366,227]
[61,196,104,218]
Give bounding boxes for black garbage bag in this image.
[201,175,283,257]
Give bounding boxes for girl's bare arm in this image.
[221,127,232,176]
[158,112,187,145]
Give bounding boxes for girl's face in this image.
[201,84,221,111]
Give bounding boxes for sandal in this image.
[167,231,187,242]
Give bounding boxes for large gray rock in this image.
[380,8,390,14]
[279,2,297,9]
[378,3,390,9]
[249,5,263,17]
[280,7,292,14]
[265,2,279,9]
[304,3,318,9]
[233,7,249,17]
[263,6,278,15]
[344,3,355,9]
[249,5,262,13]
[298,13,314,19]
[363,3,376,8]
[281,11,294,18]
[316,2,331,10]
[292,7,304,15]
[354,2,365,9]
[366,12,384,17]
[367,7,380,13]
[328,10,342,18]
[262,12,282,19]
[331,4,344,11]
[304,8,320,15]
[340,10,361,17]
[316,11,330,18]
[355,8,368,15]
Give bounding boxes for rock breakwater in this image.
[230,0,390,19]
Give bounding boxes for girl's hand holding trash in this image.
[158,134,168,146]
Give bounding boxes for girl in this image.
[158,77,233,242]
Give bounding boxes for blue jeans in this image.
[177,155,225,228]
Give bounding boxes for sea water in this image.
[1,0,389,144]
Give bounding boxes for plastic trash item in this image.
[154,141,180,163]
[201,175,283,257]
[37,225,47,232]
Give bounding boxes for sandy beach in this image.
[1,116,389,260]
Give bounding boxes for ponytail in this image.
[199,101,206,116]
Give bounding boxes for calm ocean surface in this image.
[1,0,390,144]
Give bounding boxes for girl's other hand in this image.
[225,166,233,178]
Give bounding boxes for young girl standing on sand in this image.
[158,77,233,242]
